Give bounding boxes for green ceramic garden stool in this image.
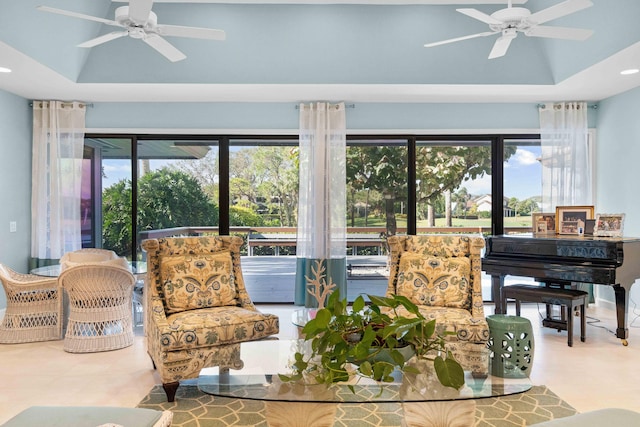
[486,314,534,378]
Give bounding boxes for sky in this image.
[463,146,542,200]
[101,145,542,201]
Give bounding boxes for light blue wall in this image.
[0,90,32,308]
[87,102,544,130]
[597,86,640,235]
[595,87,640,305]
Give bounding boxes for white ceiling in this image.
[1,0,640,104]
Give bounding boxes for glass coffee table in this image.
[198,339,532,426]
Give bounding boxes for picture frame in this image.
[532,212,556,235]
[555,205,595,236]
[594,213,625,237]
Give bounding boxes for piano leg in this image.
[613,284,629,346]
[491,275,505,314]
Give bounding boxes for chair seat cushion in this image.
[394,305,489,343]
[534,408,640,426]
[0,406,170,427]
[160,251,237,314]
[159,306,280,352]
[396,252,471,309]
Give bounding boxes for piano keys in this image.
[482,234,640,345]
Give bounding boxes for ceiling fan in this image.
[424,0,594,59]
[37,0,226,62]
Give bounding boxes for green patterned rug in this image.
[137,384,577,426]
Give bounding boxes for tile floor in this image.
[1,302,640,424]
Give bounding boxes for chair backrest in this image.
[386,234,485,313]
[141,236,256,315]
[60,248,119,271]
[0,264,15,294]
[58,263,135,305]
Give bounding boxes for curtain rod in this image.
[295,103,356,109]
[29,101,94,108]
[536,103,598,109]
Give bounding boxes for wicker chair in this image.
[386,234,489,377]
[59,248,118,271]
[141,236,280,402]
[57,258,136,353]
[0,264,63,343]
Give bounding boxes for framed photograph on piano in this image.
[555,205,595,235]
[594,213,625,237]
[532,212,556,235]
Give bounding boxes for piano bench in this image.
[502,284,588,347]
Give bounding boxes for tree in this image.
[452,187,471,217]
[171,149,219,200]
[250,147,298,227]
[347,146,408,235]
[102,180,133,257]
[347,145,516,235]
[102,168,218,256]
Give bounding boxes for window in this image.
[503,138,543,233]
[81,132,542,302]
[415,139,492,234]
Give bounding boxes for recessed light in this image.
[0,67,11,73]
[620,68,639,75]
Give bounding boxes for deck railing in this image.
[138,226,532,255]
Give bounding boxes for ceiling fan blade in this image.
[424,31,497,48]
[456,8,502,25]
[78,31,128,48]
[36,5,119,26]
[143,34,187,62]
[488,34,514,59]
[157,24,226,41]
[528,0,593,25]
[128,0,155,24]
[526,25,593,40]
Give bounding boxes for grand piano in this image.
[483,234,640,345]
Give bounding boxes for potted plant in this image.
[279,290,465,390]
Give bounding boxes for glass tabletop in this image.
[198,339,531,403]
[30,261,146,277]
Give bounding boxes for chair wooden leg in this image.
[162,381,180,402]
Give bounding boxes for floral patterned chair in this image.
[386,234,489,377]
[141,236,280,401]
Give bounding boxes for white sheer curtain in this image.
[295,102,347,307]
[539,102,592,211]
[31,101,86,265]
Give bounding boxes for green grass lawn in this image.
[349,215,533,229]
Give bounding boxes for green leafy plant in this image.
[279,291,465,390]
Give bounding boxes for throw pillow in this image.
[396,252,471,309]
[160,251,237,314]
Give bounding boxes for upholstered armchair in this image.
[141,236,280,402]
[386,234,489,376]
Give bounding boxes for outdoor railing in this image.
[138,226,532,256]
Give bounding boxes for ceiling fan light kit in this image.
[37,0,226,62]
[424,0,594,59]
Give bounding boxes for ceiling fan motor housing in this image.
[490,7,532,32]
[115,6,157,30]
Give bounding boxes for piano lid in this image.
[484,233,640,263]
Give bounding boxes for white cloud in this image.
[510,148,539,166]
[102,163,131,173]
[463,174,491,196]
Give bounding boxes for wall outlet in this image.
[9,221,17,233]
